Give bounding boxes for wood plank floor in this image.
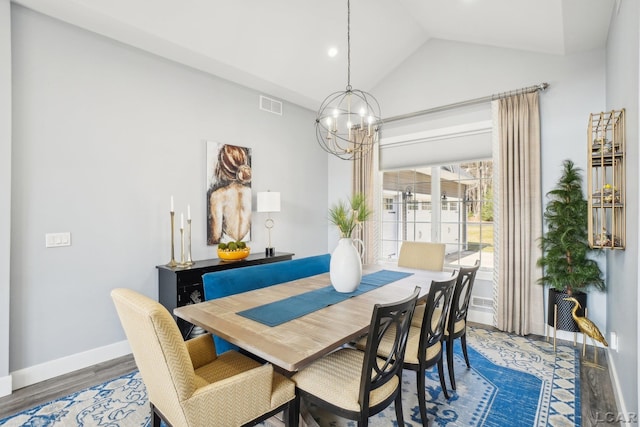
[580,345,620,427]
[0,331,620,425]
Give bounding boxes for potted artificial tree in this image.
[537,160,605,331]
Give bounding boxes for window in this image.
[383,197,394,211]
[379,160,494,270]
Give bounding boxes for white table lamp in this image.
[257,191,281,256]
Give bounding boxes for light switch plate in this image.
[610,331,618,351]
[45,232,71,248]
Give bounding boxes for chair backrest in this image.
[397,241,446,271]
[418,274,458,353]
[111,288,195,426]
[358,287,420,411]
[449,260,480,329]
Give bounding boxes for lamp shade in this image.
[257,192,281,213]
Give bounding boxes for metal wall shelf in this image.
[587,109,625,249]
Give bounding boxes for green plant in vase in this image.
[327,193,372,293]
[328,193,372,238]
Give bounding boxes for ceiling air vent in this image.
[259,95,283,116]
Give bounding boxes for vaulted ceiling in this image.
[13,0,615,111]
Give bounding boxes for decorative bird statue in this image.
[564,297,608,359]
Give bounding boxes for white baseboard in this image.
[606,350,629,425]
[11,340,131,391]
[468,309,493,326]
[0,373,12,397]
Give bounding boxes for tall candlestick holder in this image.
[178,227,187,267]
[166,211,178,267]
[185,219,195,266]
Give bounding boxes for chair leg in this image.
[151,406,161,427]
[446,338,456,390]
[394,389,404,427]
[416,370,429,426]
[437,356,450,400]
[461,333,471,368]
[284,395,300,427]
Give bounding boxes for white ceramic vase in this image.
[330,237,364,293]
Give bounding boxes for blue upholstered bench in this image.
[202,253,331,353]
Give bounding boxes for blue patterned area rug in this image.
[0,371,148,426]
[0,327,580,427]
[298,327,581,427]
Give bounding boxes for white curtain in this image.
[493,92,544,336]
[352,129,379,265]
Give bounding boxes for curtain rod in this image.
[382,82,549,124]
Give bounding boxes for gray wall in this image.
[0,0,12,395]
[8,5,327,376]
[604,0,639,416]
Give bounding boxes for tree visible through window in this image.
[379,160,494,270]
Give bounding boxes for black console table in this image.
[157,251,294,339]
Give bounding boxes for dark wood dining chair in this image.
[358,275,457,426]
[443,260,480,390]
[291,287,421,427]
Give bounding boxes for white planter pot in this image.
[330,238,363,293]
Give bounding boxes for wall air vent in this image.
[259,95,283,116]
[471,296,494,310]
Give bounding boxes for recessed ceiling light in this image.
[327,47,338,58]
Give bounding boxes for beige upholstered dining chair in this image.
[397,241,446,271]
[357,275,457,426]
[291,287,420,427]
[111,288,298,427]
[443,260,480,391]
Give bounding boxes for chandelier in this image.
[315,0,382,161]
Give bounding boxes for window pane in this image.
[380,161,493,270]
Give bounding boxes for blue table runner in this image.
[236,270,413,327]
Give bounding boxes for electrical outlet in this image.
[45,232,71,248]
[610,331,618,351]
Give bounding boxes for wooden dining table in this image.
[174,264,452,374]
